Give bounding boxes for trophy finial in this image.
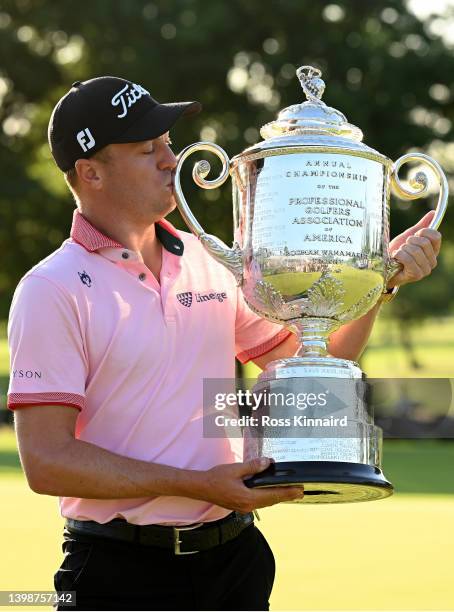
[297,65,325,104]
[261,63,363,141]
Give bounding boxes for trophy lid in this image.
[260,66,363,141]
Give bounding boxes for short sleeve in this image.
[234,287,292,364]
[7,274,88,411]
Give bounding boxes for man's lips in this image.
[165,172,175,190]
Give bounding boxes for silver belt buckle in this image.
[173,522,203,555]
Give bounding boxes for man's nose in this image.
[159,146,177,170]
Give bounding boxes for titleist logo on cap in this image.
[111,82,150,119]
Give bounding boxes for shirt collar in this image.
[70,209,184,256]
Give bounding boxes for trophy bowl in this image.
[174,65,448,503]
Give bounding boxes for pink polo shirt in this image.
[8,210,290,525]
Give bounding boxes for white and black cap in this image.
[48,76,201,171]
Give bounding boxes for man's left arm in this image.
[253,212,442,369]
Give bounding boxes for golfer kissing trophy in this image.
[174,66,448,503]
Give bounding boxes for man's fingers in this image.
[251,485,304,506]
[400,244,432,275]
[406,235,437,268]
[389,210,436,252]
[388,225,441,287]
[415,228,442,256]
[237,457,272,478]
[406,210,436,233]
[391,249,426,283]
[390,210,435,244]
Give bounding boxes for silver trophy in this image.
[174,66,448,503]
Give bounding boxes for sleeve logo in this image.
[12,369,42,379]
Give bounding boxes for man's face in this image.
[96,132,178,222]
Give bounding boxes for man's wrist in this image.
[172,467,207,501]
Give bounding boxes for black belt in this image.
[65,512,254,555]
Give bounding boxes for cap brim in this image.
[112,101,201,144]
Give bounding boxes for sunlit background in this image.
[1,1,453,610]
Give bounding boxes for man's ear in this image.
[74,158,104,191]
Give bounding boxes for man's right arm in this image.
[15,405,304,513]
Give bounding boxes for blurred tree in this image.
[1,0,454,323]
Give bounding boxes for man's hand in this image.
[387,210,441,289]
[197,457,304,513]
[16,406,301,505]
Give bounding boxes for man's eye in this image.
[143,149,154,154]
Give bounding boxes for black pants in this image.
[54,523,275,611]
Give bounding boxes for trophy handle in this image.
[387,153,448,282]
[174,142,243,285]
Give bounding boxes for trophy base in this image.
[244,461,393,504]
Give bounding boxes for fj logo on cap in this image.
[111,83,150,119]
[77,128,95,152]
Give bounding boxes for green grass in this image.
[1,452,453,610]
[1,316,454,610]
[244,315,454,379]
[0,426,20,474]
[361,316,454,378]
[2,483,453,610]
[382,440,454,494]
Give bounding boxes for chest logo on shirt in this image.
[176,291,228,308]
[176,292,193,307]
[78,270,92,287]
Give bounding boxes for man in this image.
[7,76,441,611]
